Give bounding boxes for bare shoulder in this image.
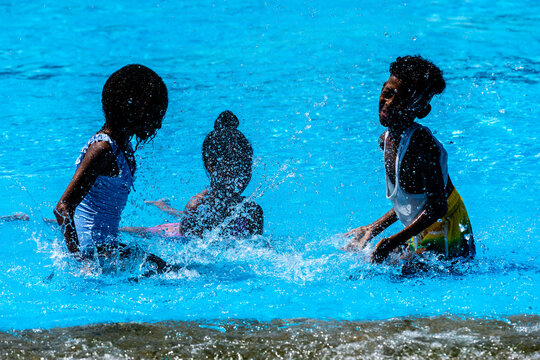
[77,140,115,173]
[410,126,440,158]
[86,139,113,155]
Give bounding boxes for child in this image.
[54,64,169,268]
[344,55,475,262]
[121,111,264,238]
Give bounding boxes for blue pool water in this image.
[1,0,539,334]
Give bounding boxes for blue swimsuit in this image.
[73,134,134,255]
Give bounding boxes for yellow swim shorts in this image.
[408,189,475,258]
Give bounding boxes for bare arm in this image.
[179,190,209,237]
[372,130,448,262]
[343,208,398,251]
[145,199,184,217]
[371,206,446,262]
[365,208,398,237]
[118,226,152,235]
[54,141,114,254]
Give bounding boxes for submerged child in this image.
[344,55,475,262]
[121,111,263,238]
[54,64,169,268]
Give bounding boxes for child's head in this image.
[202,111,253,196]
[379,55,445,128]
[102,64,168,144]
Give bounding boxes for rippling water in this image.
[1,0,539,357]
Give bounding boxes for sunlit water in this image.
[1,0,539,357]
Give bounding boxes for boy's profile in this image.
[344,55,475,262]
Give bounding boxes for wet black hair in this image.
[389,55,446,104]
[202,111,253,190]
[102,64,168,145]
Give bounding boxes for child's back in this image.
[135,111,264,239]
[181,189,263,237]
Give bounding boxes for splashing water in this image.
[0,0,539,357]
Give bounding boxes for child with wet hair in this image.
[123,110,263,238]
[344,55,475,262]
[54,64,169,268]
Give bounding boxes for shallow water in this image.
[0,0,539,352]
[1,316,539,359]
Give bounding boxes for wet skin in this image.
[54,119,161,254]
[140,160,263,239]
[379,76,454,198]
[371,75,454,261]
[180,188,264,238]
[344,75,455,261]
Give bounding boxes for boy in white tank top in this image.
[344,55,475,262]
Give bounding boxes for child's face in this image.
[379,75,416,128]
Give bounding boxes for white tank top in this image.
[385,123,448,227]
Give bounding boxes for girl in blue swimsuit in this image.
[54,64,169,269]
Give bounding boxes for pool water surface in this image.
[0,1,539,352]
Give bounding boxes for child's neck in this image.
[100,125,131,148]
[388,121,416,138]
[209,186,243,201]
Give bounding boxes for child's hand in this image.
[371,238,393,263]
[342,226,374,252]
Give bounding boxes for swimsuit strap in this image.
[383,124,422,186]
[76,133,134,183]
[395,123,422,183]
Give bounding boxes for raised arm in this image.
[54,141,114,254]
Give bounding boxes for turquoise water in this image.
[1,0,539,336]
